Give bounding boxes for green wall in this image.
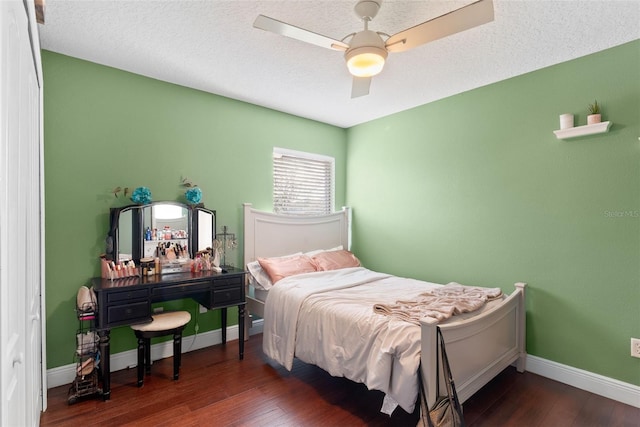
[42,51,348,368]
[43,41,640,388]
[346,40,640,386]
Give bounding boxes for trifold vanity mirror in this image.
[106,202,216,264]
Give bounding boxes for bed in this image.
[243,203,526,415]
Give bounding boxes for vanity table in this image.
[96,201,245,400]
[91,268,246,400]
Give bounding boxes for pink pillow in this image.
[312,250,361,271]
[257,254,317,284]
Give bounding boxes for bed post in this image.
[343,206,352,250]
[514,282,527,372]
[420,317,439,408]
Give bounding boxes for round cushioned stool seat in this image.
[131,311,191,332]
[130,311,191,387]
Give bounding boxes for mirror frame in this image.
[106,204,142,264]
[106,202,216,264]
[192,206,217,254]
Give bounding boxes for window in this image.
[273,147,335,216]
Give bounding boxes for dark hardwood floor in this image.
[41,334,640,426]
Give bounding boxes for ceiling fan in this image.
[253,0,494,98]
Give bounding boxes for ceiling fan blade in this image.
[254,15,349,51]
[351,77,371,98]
[385,0,494,53]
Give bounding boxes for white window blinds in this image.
[273,148,335,216]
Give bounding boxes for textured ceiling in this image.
[38,0,639,128]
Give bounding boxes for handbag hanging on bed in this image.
[417,326,466,427]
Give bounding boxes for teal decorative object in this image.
[185,187,202,205]
[131,186,152,204]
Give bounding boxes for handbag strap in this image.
[437,327,465,424]
[419,327,465,427]
[435,327,441,396]
[418,364,435,427]
[437,327,452,394]
[418,328,443,427]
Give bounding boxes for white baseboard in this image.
[47,320,264,389]
[526,355,640,408]
[48,322,638,409]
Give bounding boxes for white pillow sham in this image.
[304,245,343,257]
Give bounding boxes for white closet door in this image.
[24,19,44,426]
[0,0,44,425]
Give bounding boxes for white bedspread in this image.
[262,267,444,414]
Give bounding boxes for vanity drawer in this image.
[106,301,151,326]
[151,282,211,300]
[214,277,243,288]
[212,283,243,306]
[107,288,149,303]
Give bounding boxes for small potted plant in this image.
[587,100,601,125]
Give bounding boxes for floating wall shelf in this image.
[553,121,612,140]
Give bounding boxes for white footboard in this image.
[420,283,526,407]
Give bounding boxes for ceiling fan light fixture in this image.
[345,30,388,77]
[346,48,387,77]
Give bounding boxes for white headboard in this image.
[243,203,351,267]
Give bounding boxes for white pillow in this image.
[304,245,343,257]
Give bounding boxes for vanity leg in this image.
[238,303,245,360]
[136,337,145,387]
[244,282,250,342]
[98,329,111,400]
[221,307,227,344]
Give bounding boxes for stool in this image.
[130,311,191,387]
